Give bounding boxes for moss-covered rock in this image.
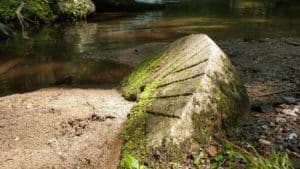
[120,34,250,168]
[56,0,95,20]
[0,0,96,23]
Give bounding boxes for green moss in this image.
[121,52,165,99]
[210,60,250,129]
[192,112,213,144]
[119,81,159,169]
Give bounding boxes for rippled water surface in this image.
[1,0,300,96]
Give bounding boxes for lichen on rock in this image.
[119,34,250,168]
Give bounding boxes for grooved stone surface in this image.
[122,34,250,168]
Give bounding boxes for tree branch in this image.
[16,2,29,39]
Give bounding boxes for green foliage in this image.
[209,142,293,169]
[56,0,95,20]
[119,154,149,169]
[23,0,55,22]
[242,146,293,169]
[0,0,55,23]
[0,0,20,22]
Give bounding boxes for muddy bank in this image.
[0,86,133,169]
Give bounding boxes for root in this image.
[16,2,29,39]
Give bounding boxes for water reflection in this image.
[0,0,300,96]
[0,58,130,96]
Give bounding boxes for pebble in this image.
[269,122,276,127]
[274,144,284,151]
[282,96,298,104]
[261,125,268,130]
[282,109,298,116]
[294,106,300,114]
[251,104,273,113]
[287,144,299,152]
[289,138,298,145]
[259,138,272,146]
[288,133,298,140]
[275,116,287,124]
[205,146,217,157]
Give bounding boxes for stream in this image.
[0,0,300,96]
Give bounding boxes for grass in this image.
[209,141,294,169]
[0,0,55,23]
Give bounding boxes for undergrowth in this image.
[209,141,293,169]
[0,0,55,23]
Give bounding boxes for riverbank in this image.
[0,37,299,168]
[0,86,133,169]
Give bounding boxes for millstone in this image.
[120,34,250,168]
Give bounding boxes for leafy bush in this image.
[0,0,55,23]
[56,0,95,20]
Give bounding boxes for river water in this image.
[0,0,300,96]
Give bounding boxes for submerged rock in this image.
[120,34,250,168]
[0,22,15,40]
[56,0,96,19]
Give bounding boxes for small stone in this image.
[269,122,276,127]
[287,144,299,152]
[259,138,272,146]
[282,97,297,104]
[14,137,19,141]
[277,128,283,133]
[260,135,267,139]
[260,104,274,113]
[251,103,273,113]
[275,117,286,124]
[205,146,217,157]
[289,138,298,145]
[274,144,284,151]
[26,104,32,109]
[282,109,298,116]
[275,135,284,144]
[275,107,283,113]
[288,133,298,140]
[261,125,269,130]
[294,106,300,114]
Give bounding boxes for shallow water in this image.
[0,0,300,96]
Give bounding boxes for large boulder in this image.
[0,23,15,40]
[120,34,250,168]
[56,0,96,19]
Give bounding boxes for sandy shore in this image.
[0,86,133,169]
